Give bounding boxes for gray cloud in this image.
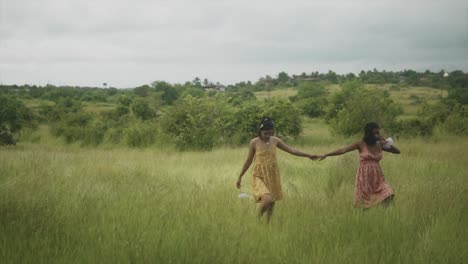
[1,0,467,87]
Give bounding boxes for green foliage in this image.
[152,81,179,105]
[262,100,302,140]
[393,119,434,137]
[0,95,34,145]
[82,118,108,146]
[325,80,364,122]
[161,96,229,150]
[447,88,468,105]
[134,85,150,97]
[50,112,94,144]
[38,98,82,122]
[225,87,256,106]
[291,82,328,118]
[130,99,155,120]
[296,97,327,118]
[181,87,205,98]
[443,104,468,135]
[224,102,263,144]
[117,95,133,106]
[160,96,302,149]
[394,102,468,136]
[277,71,290,83]
[329,87,402,136]
[124,121,158,148]
[227,100,302,145]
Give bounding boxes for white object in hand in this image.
[383,137,393,149]
[238,193,251,199]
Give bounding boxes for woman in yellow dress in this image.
[236,117,317,222]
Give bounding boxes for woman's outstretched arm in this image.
[318,141,361,160]
[383,145,401,154]
[276,137,317,159]
[379,136,401,154]
[237,139,256,189]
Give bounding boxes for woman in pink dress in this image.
[318,122,400,208]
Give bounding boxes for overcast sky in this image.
[1,0,467,87]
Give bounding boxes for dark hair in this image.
[363,122,380,145]
[256,117,274,137]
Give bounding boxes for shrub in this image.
[0,95,34,145]
[393,119,434,137]
[124,121,158,148]
[329,87,402,136]
[227,100,302,145]
[50,112,93,144]
[160,96,229,150]
[291,82,328,118]
[131,99,155,120]
[325,80,364,122]
[443,104,468,135]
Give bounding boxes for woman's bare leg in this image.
[258,194,273,220]
[266,202,275,223]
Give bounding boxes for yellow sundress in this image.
[251,145,283,202]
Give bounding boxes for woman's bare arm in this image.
[318,141,361,160]
[276,137,317,159]
[237,139,256,189]
[383,145,400,154]
[379,136,401,154]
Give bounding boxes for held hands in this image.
[307,154,319,160]
[317,155,327,161]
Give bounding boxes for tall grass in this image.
[1,136,467,263]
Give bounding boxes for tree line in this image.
[1,70,467,149]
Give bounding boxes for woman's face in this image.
[372,128,381,139]
[260,129,274,140]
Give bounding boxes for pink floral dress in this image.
[355,142,394,208]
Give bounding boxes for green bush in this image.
[50,112,94,144]
[161,96,229,150]
[227,100,302,145]
[291,82,328,118]
[389,85,401,91]
[82,118,108,146]
[295,97,327,118]
[443,104,468,135]
[393,119,434,137]
[0,95,34,145]
[124,121,158,148]
[263,100,302,140]
[130,99,155,120]
[325,80,364,122]
[329,87,402,136]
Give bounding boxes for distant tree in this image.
[277,71,290,83]
[134,85,150,97]
[181,87,205,98]
[325,70,338,83]
[107,87,118,96]
[0,95,34,145]
[152,81,179,105]
[193,77,202,88]
[325,80,363,121]
[131,99,155,120]
[118,95,133,107]
[203,78,210,87]
[329,87,402,136]
[290,82,328,117]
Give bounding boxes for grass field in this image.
[1,121,467,263]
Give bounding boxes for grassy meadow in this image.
[1,117,467,263]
